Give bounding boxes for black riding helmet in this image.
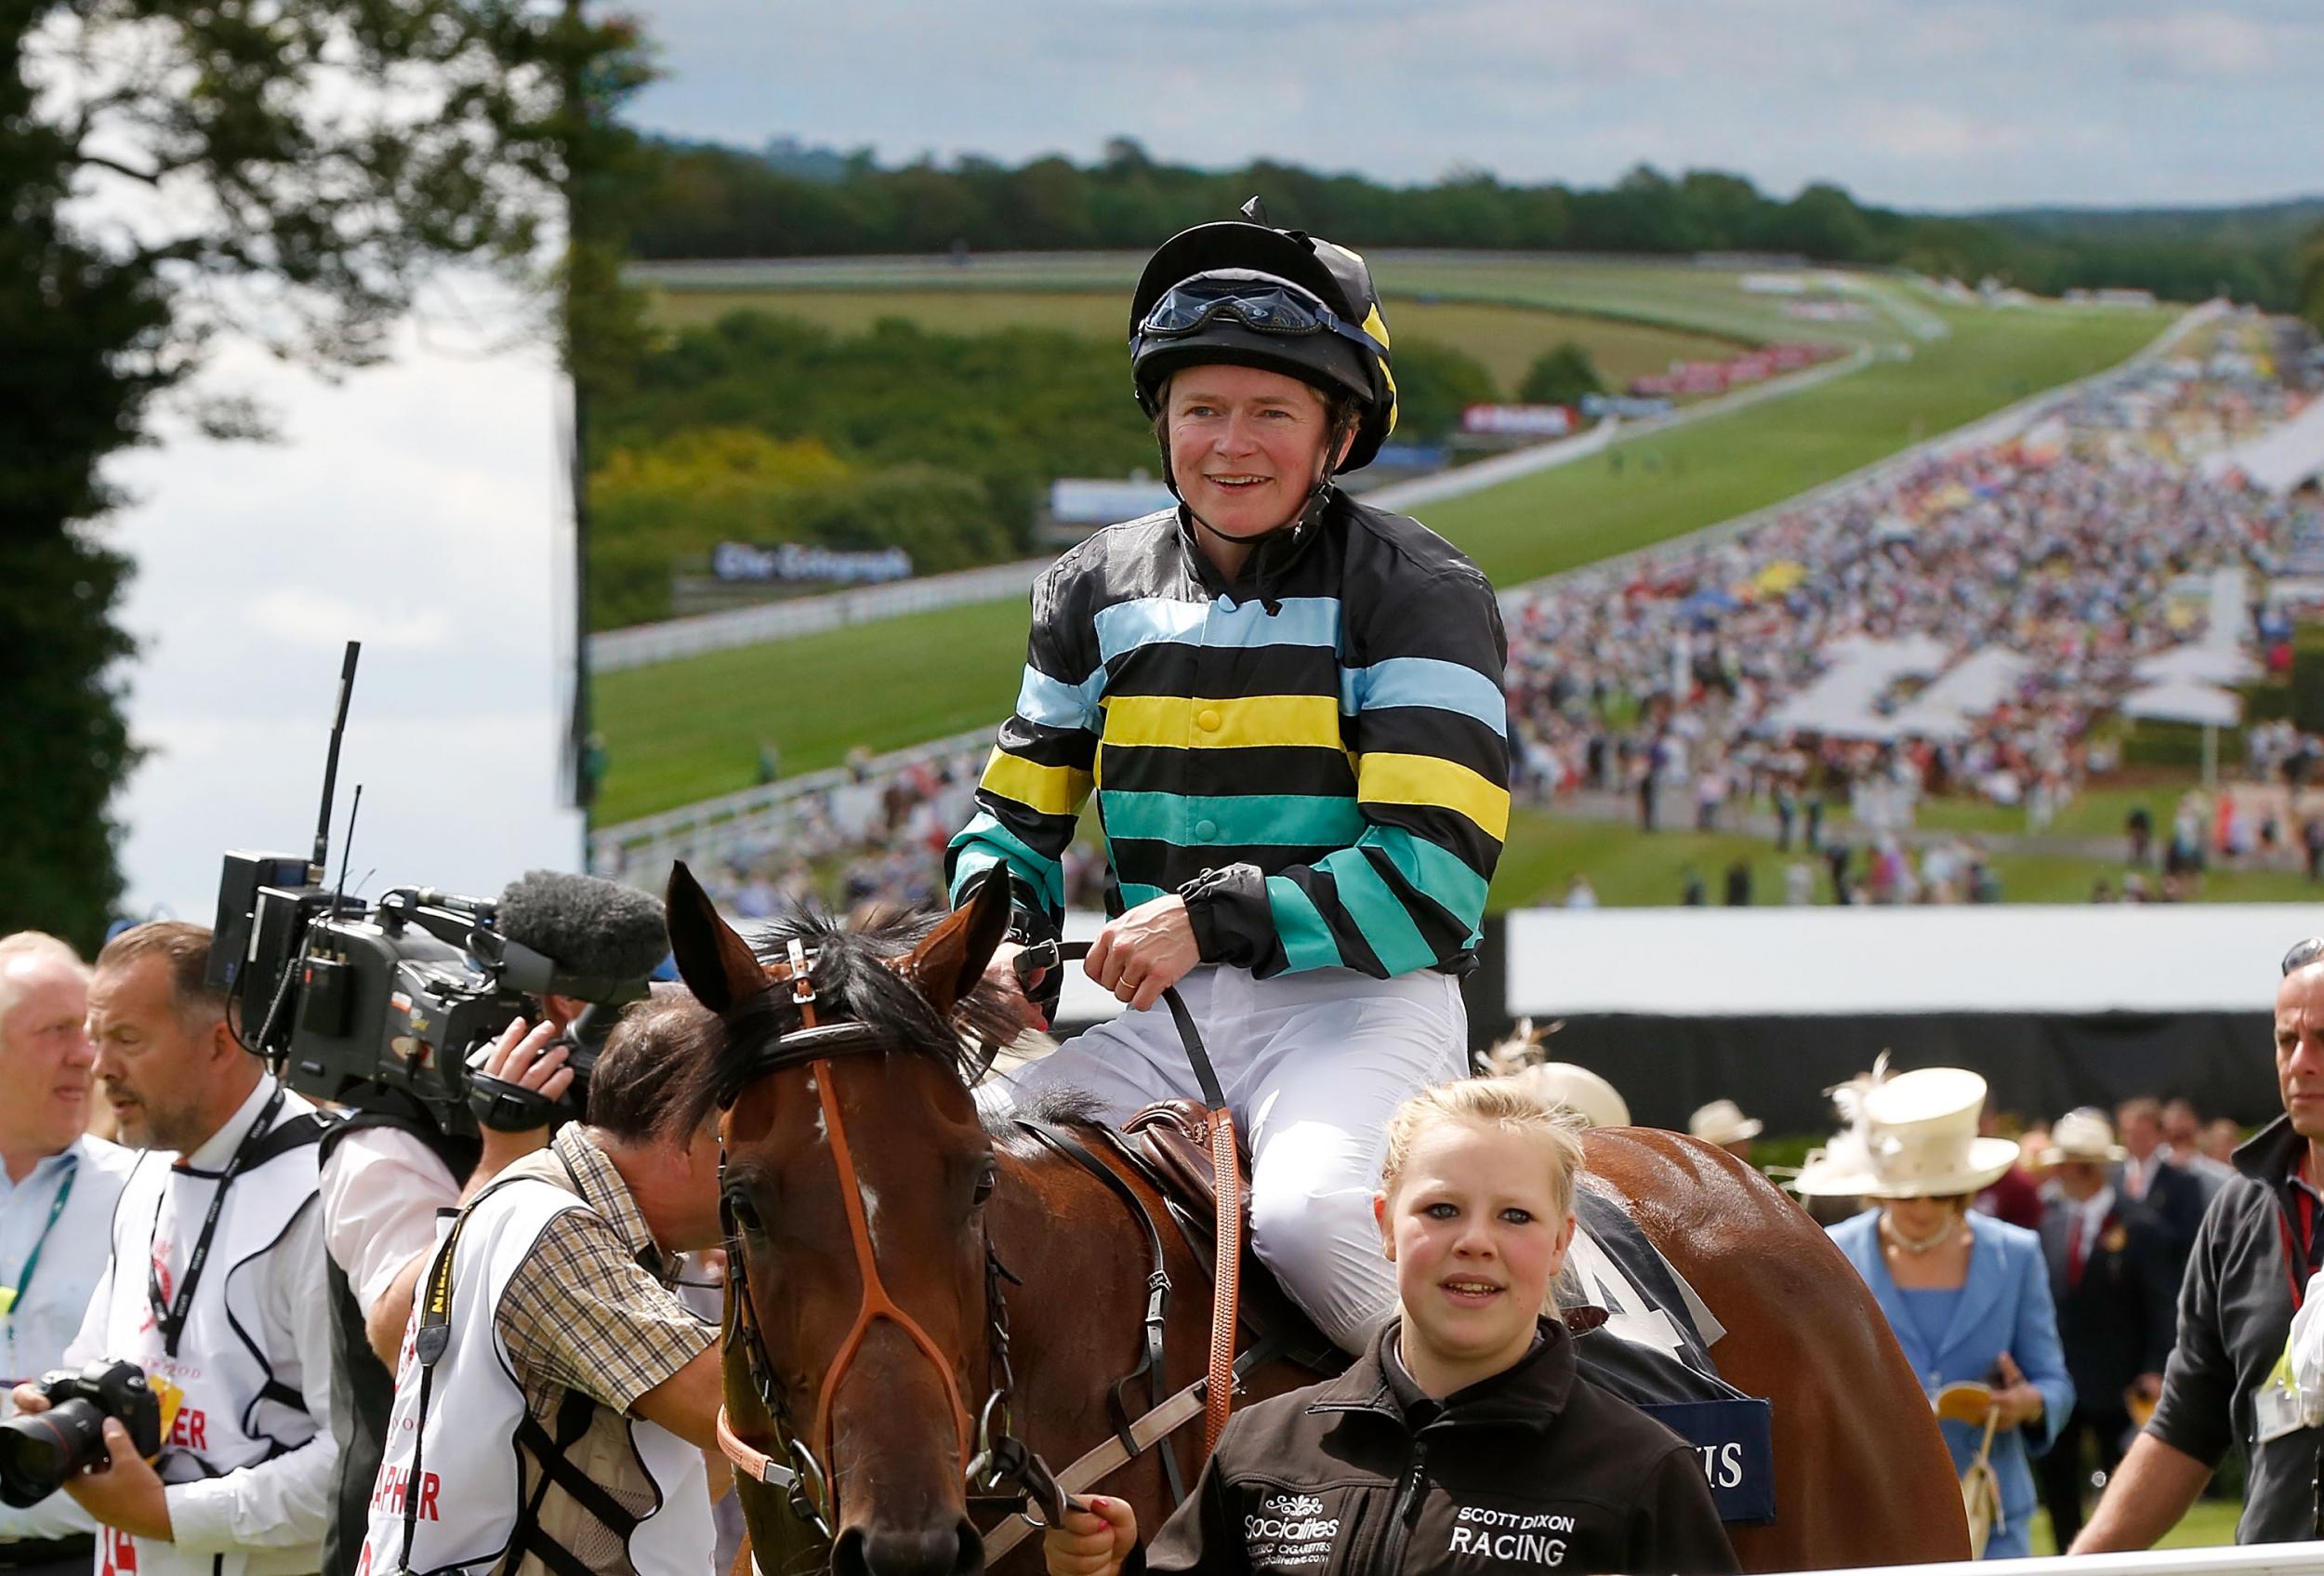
[1129,203,1398,473]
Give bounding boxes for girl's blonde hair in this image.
[1380,1076,1587,1223]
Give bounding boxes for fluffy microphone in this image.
[495,870,669,982]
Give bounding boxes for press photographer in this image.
[267,870,670,1576]
[13,922,337,1576]
[0,934,138,1576]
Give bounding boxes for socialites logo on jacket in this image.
[1245,1490,1343,1569]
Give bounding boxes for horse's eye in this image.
[971,1161,997,1208]
[722,1187,764,1237]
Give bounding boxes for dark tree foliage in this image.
[627,138,2321,311]
[1518,341,1605,406]
[0,0,648,947]
[2302,220,2324,336]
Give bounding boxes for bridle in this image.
[709,939,1065,1545]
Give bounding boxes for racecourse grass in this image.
[641,288,1746,393]
[1487,807,2324,912]
[592,260,2169,826]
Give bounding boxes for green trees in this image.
[1518,342,1606,406]
[2301,221,2324,335]
[622,140,2318,312]
[2,1,645,947]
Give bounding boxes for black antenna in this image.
[312,641,362,875]
[332,785,363,915]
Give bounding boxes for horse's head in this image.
[667,862,1017,1576]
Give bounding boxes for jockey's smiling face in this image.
[1165,365,1351,545]
[1376,1117,1577,1392]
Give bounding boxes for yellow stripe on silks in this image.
[1358,752,1511,841]
[980,749,1091,818]
[1103,694,1344,752]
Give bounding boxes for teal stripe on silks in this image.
[1363,828,1491,940]
[1266,875,1344,973]
[1015,664,1106,731]
[1340,656,1509,737]
[1319,850,1438,976]
[1093,595,1341,666]
[947,814,1063,913]
[1116,882,1169,909]
[1101,790,1365,849]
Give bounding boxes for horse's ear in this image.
[665,860,766,1014]
[902,869,1014,1018]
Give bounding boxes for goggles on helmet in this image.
[1137,272,1388,361]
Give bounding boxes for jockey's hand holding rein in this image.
[1085,894,1200,1012]
[978,894,1202,1026]
[1045,1495,1137,1576]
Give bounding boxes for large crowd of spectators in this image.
[1505,338,2322,845]
[663,321,2322,920]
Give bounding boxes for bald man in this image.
[0,934,138,1572]
[2074,943,2324,1548]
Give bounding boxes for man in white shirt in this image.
[13,922,337,1576]
[313,1013,573,1576]
[0,934,139,1576]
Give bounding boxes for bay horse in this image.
[664,864,1967,1576]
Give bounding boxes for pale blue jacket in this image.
[1829,1210,2075,1559]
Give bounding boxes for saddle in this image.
[1106,1099,1344,1375]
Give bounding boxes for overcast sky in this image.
[626,0,2323,212]
[109,297,583,922]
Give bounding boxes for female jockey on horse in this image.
[952,205,1510,1352]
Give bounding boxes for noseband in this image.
[712,940,1063,1543]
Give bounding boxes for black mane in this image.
[673,900,1022,1131]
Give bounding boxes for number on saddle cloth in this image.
[1561,1188,1776,1528]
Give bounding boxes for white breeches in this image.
[977,964,1469,1352]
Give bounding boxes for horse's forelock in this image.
[671,898,1021,1133]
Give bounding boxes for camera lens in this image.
[0,1400,110,1506]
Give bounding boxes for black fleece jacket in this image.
[1138,1317,1736,1576]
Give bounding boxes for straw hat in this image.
[1793,1065,2021,1199]
[1510,1062,1631,1130]
[1689,1098,1763,1147]
[2040,1107,2128,1167]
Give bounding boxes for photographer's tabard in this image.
[86,1079,328,1576]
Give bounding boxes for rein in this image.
[713,940,1063,1545]
[713,932,1245,1553]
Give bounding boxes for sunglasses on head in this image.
[1138,274,1387,359]
[2285,937,2324,976]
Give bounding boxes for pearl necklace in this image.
[1882,1212,1961,1255]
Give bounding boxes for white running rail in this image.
[1769,1544,2324,1576]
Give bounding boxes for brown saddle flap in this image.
[1106,1099,1340,1374]
[1120,1098,1250,1233]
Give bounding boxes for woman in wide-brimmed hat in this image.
[1798,1065,2075,1560]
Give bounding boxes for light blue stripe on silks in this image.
[1015,663,1108,731]
[1093,595,1341,666]
[1266,875,1345,973]
[1340,656,1510,737]
[947,814,1064,914]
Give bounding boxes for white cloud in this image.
[622,0,2324,207]
[104,286,583,921]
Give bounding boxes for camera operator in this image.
[357,990,726,1576]
[14,922,336,1576]
[0,934,139,1576]
[313,1006,576,1576]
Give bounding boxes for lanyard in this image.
[0,1156,78,1318]
[147,1088,285,1358]
[2281,1157,2321,1312]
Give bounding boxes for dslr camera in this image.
[0,1361,163,1507]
